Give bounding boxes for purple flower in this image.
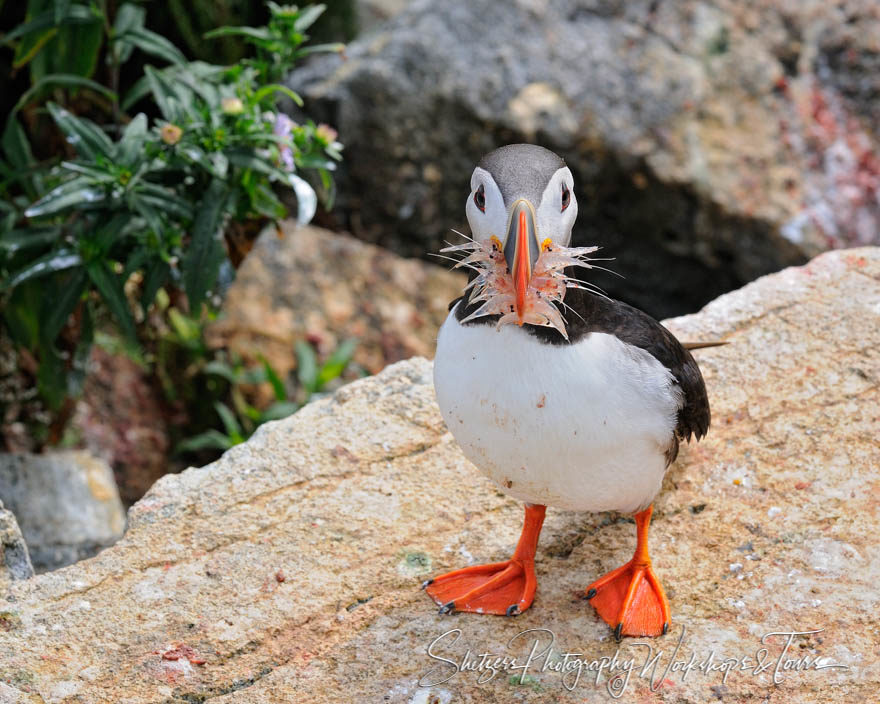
[274,113,295,172]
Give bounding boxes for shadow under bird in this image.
[425,144,720,639]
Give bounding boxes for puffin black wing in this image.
[559,291,711,464]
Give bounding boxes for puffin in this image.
[424,144,713,639]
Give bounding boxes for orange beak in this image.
[503,199,540,323]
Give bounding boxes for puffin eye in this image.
[474,184,486,212]
[561,183,571,212]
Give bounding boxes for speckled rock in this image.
[206,222,465,383]
[0,452,125,572]
[0,500,32,587]
[0,248,877,702]
[290,0,880,318]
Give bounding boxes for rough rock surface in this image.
[206,223,465,383]
[291,0,880,318]
[0,499,32,586]
[0,247,878,702]
[0,452,125,572]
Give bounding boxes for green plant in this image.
[177,338,357,453]
[0,2,342,421]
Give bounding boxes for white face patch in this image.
[536,167,578,248]
[465,166,578,247]
[465,167,506,243]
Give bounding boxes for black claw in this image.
[663,622,669,635]
[585,588,597,600]
[614,623,623,641]
[420,579,434,590]
[438,601,455,615]
[506,604,520,617]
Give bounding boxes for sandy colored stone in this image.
[0,248,878,702]
[206,222,466,383]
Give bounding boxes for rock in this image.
[0,452,125,572]
[0,247,877,702]
[290,0,880,318]
[0,499,32,587]
[72,346,171,506]
[356,0,410,32]
[206,222,465,384]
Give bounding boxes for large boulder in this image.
[0,452,125,572]
[206,223,466,382]
[0,247,877,702]
[291,0,880,318]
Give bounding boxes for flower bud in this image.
[160,124,182,145]
[221,97,244,115]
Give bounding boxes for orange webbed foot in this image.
[585,504,671,639]
[422,503,546,617]
[585,559,670,638]
[423,558,537,615]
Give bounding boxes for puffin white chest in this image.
[433,307,684,513]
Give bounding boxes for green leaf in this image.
[203,359,238,383]
[117,113,147,165]
[132,182,193,220]
[54,0,73,25]
[261,400,299,421]
[214,402,243,443]
[211,151,228,179]
[183,178,228,314]
[56,19,103,78]
[40,267,86,343]
[67,300,94,397]
[252,83,303,107]
[225,148,285,178]
[251,183,286,220]
[0,248,82,292]
[12,74,115,116]
[2,280,42,348]
[24,177,105,218]
[111,2,146,64]
[0,227,60,254]
[140,258,169,311]
[116,26,186,66]
[58,160,116,181]
[2,116,35,170]
[86,259,136,340]
[260,357,286,401]
[293,4,326,32]
[203,26,272,42]
[46,102,114,160]
[1,4,95,47]
[176,429,234,453]
[36,344,67,410]
[295,340,318,393]
[143,66,179,121]
[168,307,200,341]
[293,42,344,58]
[317,338,357,389]
[286,172,317,224]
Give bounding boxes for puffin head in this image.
[444,144,602,339]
